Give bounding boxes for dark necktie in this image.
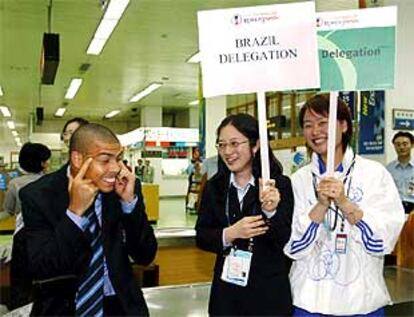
[75,204,104,317]
[228,184,242,224]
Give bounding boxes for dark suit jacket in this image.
[20,164,157,316]
[196,171,294,316]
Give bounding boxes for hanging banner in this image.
[198,1,320,97]
[317,6,397,92]
[359,90,385,155]
[339,91,356,118]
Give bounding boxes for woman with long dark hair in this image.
[196,113,294,316]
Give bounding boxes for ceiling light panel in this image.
[105,0,130,20]
[7,120,15,129]
[54,108,66,117]
[0,106,12,117]
[64,78,83,99]
[86,0,130,55]
[104,110,120,118]
[129,83,163,103]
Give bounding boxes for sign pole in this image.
[257,91,270,186]
[327,91,339,175]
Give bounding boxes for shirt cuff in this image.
[66,209,89,231]
[222,228,232,249]
[121,196,138,214]
[262,208,277,218]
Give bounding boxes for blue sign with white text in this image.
[359,91,385,155]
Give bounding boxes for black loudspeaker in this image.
[41,33,60,85]
[36,107,44,125]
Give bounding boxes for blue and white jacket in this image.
[284,148,405,315]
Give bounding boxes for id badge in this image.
[221,249,252,287]
[335,234,347,254]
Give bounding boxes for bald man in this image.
[20,123,157,316]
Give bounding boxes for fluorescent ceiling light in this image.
[104,110,120,119]
[7,120,15,129]
[87,38,107,55]
[15,137,21,144]
[54,107,66,117]
[94,19,119,39]
[64,78,83,99]
[105,0,130,20]
[11,130,18,137]
[16,142,22,147]
[129,82,163,103]
[0,105,12,117]
[86,0,130,55]
[0,86,3,96]
[187,51,200,63]
[188,100,199,106]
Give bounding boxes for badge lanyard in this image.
[225,186,256,252]
[312,155,356,232]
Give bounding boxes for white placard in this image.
[198,1,320,98]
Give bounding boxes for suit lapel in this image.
[49,165,71,222]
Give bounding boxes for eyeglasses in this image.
[215,140,249,151]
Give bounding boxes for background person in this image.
[135,158,144,181]
[142,160,154,183]
[20,123,157,316]
[285,94,405,317]
[61,117,89,148]
[3,142,51,310]
[386,131,414,213]
[196,113,294,316]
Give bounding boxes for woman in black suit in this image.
[196,113,294,316]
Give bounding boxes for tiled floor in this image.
[157,196,198,229]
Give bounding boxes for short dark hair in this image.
[392,131,414,144]
[299,94,353,151]
[19,142,51,173]
[61,117,89,140]
[70,123,119,154]
[214,113,283,180]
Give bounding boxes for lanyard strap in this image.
[225,186,256,251]
[312,155,356,231]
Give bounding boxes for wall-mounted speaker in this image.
[36,107,44,125]
[40,33,60,85]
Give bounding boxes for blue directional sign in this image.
[393,109,414,130]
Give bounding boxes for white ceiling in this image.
[0,0,356,150]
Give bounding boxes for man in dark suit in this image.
[20,123,157,316]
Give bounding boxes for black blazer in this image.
[196,172,294,316]
[20,165,157,316]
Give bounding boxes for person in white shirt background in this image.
[284,94,405,317]
[386,131,414,214]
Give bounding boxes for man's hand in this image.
[115,161,136,203]
[68,158,98,216]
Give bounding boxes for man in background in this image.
[387,131,414,213]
